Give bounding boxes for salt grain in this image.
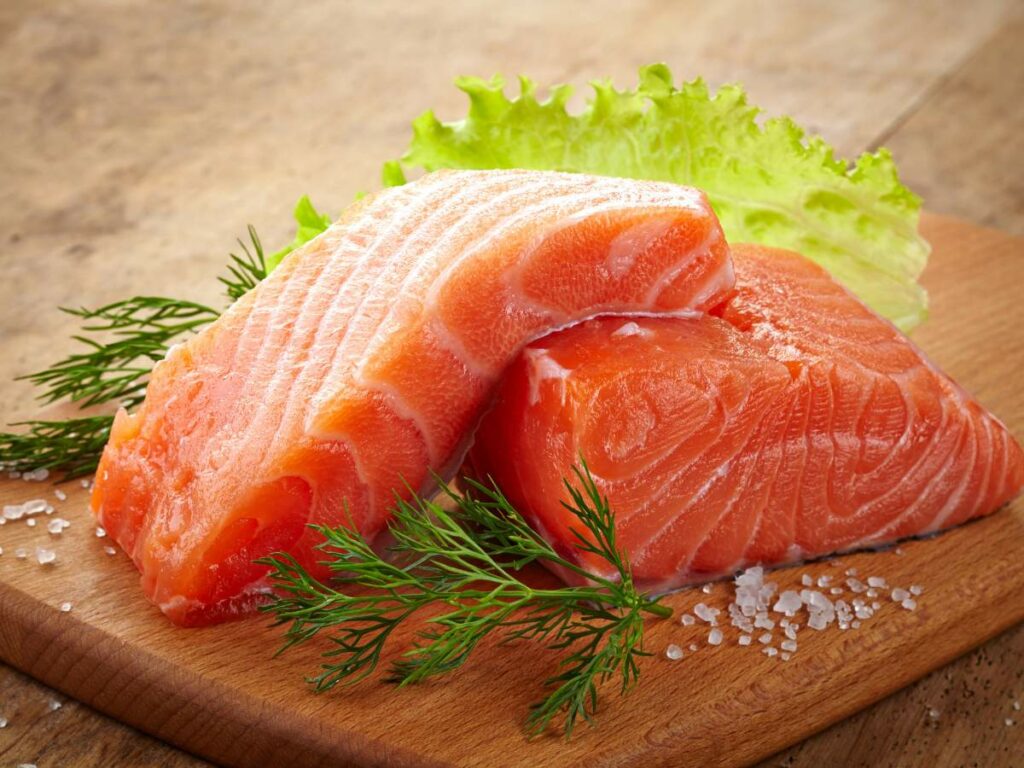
[54,489,67,502]
[665,644,684,661]
[801,574,813,587]
[901,598,918,611]
[891,588,910,602]
[103,546,117,556]
[680,614,695,626]
[763,647,778,657]
[1013,701,1021,711]
[773,590,802,616]
[95,526,106,538]
[927,707,941,720]
[688,643,698,652]
[846,578,866,593]
[0,716,6,728]
[48,699,62,712]
[867,576,887,588]
[780,652,791,661]
[26,518,36,527]
[738,635,752,646]
[693,603,720,625]
[701,583,713,594]
[59,602,72,612]
[15,547,28,560]
[780,639,798,653]
[816,575,832,588]
[830,587,843,595]
[759,632,773,645]
[36,547,57,565]
[708,628,723,646]
[866,588,878,598]
[785,624,798,641]
[909,585,923,596]
[1006,718,1016,727]
[845,567,858,576]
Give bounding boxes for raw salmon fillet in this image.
[467,244,1024,589]
[91,169,732,624]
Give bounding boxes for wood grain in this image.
[1,214,1022,768]
[1,1,1023,766]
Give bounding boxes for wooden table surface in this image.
[0,1,1021,766]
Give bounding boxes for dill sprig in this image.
[260,463,671,738]
[0,416,113,479]
[0,228,270,477]
[21,297,220,410]
[219,226,268,302]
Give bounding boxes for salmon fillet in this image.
[467,244,1024,589]
[91,169,732,624]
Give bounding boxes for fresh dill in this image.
[0,415,113,479]
[260,463,671,738]
[0,227,271,477]
[21,297,220,410]
[219,226,268,302]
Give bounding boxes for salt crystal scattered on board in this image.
[95,526,107,538]
[780,652,791,661]
[909,585,923,596]
[1006,718,1016,727]
[707,628,723,646]
[48,699,62,712]
[36,548,57,565]
[0,715,7,728]
[54,489,67,502]
[902,598,918,611]
[688,643,698,652]
[1014,701,1021,711]
[59,602,72,613]
[665,644,683,661]
[680,613,695,626]
[15,547,28,560]
[927,707,941,721]
[891,588,910,602]
[701,583,713,594]
[738,635,752,646]
[103,546,117,556]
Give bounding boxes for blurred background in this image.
[0,1,1021,766]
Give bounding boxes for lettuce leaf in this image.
[266,195,333,272]
[389,64,929,329]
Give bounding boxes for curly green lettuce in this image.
[279,64,929,329]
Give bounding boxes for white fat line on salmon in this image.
[846,381,958,529]
[922,407,986,534]
[417,180,618,323]
[524,348,572,407]
[642,225,723,307]
[605,218,676,278]
[304,173,492,424]
[610,321,652,338]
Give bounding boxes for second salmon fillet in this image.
[91,169,733,624]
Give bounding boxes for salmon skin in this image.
[91,169,732,625]
[467,244,1024,590]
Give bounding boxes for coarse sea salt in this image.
[54,489,67,502]
[59,602,72,613]
[780,639,798,653]
[693,603,720,625]
[738,635,752,646]
[665,644,684,661]
[95,526,107,538]
[763,647,778,657]
[909,585,923,596]
[901,598,918,611]
[688,643,698,652]
[891,588,910,602]
[0,715,6,728]
[773,591,801,616]
[867,576,887,588]
[701,583,713,594]
[103,546,117,556]
[15,547,28,560]
[680,613,695,626]
[36,547,57,565]
[707,628,723,646]
[48,699,62,712]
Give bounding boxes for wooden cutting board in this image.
[0,213,1021,768]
